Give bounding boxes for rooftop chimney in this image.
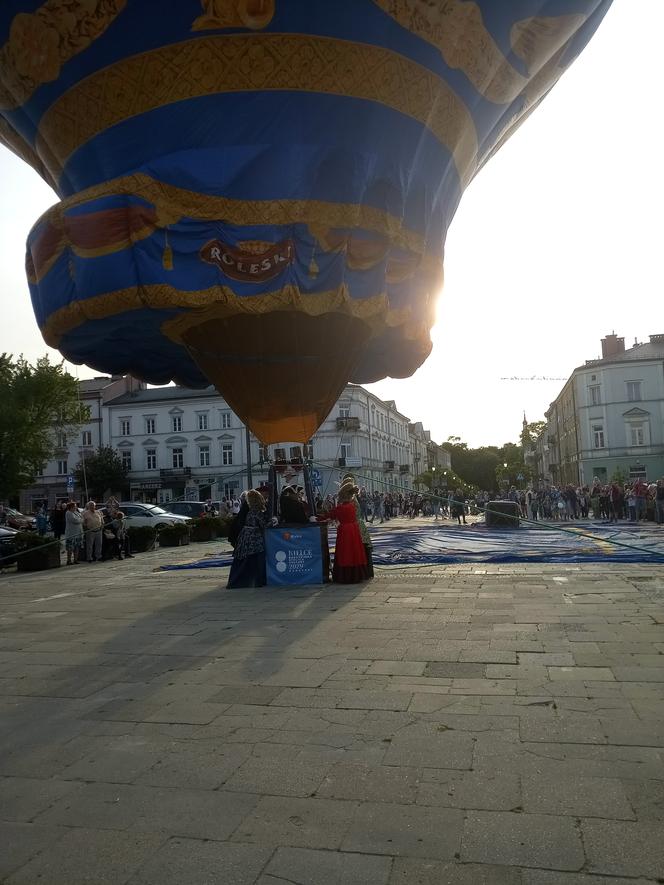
[601,333,625,359]
[649,334,664,344]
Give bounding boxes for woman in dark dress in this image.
[227,489,275,588]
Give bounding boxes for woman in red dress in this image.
[325,482,372,583]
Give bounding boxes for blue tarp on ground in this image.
[159,522,664,571]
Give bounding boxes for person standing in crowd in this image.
[64,501,83,565]
[452,488,467,525]
[655,479,664,525]
[102,509,124,560]
[633,478,648,522]
[51,502,66,541]
[626,485,637,522]
[35,505,48,536]
[204,499,217,516]
[590,478,602,519]
[117,511,134,558]
[106,496,120,516]
[82,501,103,562]
[609,481,623,523]
[279,485,309,523]
[227,489,276,589]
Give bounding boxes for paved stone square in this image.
[1,545,664,883]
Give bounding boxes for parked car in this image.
[167,501,220,519]
[0,526,18,565]
[110,503,192,530]
[3,508,36,531]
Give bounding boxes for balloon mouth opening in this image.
[179,309,371,444]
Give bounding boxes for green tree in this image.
[0,354,86,500]
[520,420,546,448]
[75,446,129,501]
[495,441,532,487]
[442,436,501,490]
[414,469,434,491]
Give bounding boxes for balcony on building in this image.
[383,460,395,471]
[336,416,360,431]
[399,464,409,474]
[160,467,192,481]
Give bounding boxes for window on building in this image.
[221,411,232,429]
[146,449,157,470]
[172,416,182,432]
[222,444,233,465]
[81,430,92,446]
[120,419,131,436]
[223,481,239,498]
[172,448,184,468]
[121,450,132,471]
[304,443,314,461]
[197,413,208,431]
[258,444,269,463]
[339,405,350,419]
[57,460,68,475]
[592,424,605,449]
[626,381,642,402]
[199,445,210,467]
[56,431,67,447]
[589,385,601,405]
[145,417,155,435]
[629,423,645,446]
[340,443,350,459]
[629,464,647,480]
[289,446,302,462]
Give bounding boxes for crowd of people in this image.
[25,498,135,565]
[310,488,471,524]
[496,478,664,524]
[305,477,664,527]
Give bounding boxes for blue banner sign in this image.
[266,525,324,586]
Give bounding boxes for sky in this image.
[1,2,661,449]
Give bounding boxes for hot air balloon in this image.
[0,0,611,443]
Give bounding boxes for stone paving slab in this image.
[1,549,664,882]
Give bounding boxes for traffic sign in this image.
[310,468,322,487]
[66,474,74,491]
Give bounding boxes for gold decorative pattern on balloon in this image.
[193,0,275,31]
[372,1,584,105]
[40,281,433,353]
[34,33,478,186]
[0,0,128,111]
[28,171,436,280]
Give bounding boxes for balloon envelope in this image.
[0,0,611,442]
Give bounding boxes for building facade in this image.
[21,379,449,510]
[532,334,664,486]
